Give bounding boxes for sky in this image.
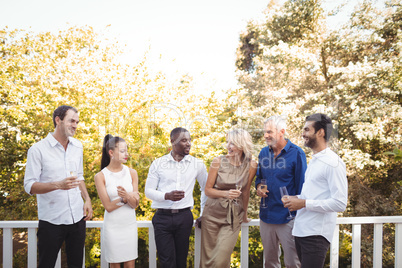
[0,0,373,97]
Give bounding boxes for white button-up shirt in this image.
[292,148,348,243]
[145,153,208,214]
[24,133,85,225]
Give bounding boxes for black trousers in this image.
[152,208,193,268]
[295,235,330,268]
[37,218,86,268]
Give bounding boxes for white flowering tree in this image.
[235,0,401,266]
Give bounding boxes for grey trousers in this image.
[260,219,301,268]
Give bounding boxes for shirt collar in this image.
[282,139,292,152]
[269,139,292,153]
[46,133,82,148]
[313,147,330,158]
[167,152,191,163]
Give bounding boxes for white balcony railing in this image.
[1,216,401,267]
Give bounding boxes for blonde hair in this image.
[226,128,254,159]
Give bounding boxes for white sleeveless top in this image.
[101,165,138,262]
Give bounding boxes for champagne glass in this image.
[233,180,242,205]
[177,179,184,191]
[68,161,79,187]
[235,183,242,191]
[69,161,77,177]
[116,182,125,206]
[260,179,268,208]
[279,186,294,220]
[176,164,185,197]
[176,179,185,199]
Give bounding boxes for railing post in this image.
[396,223,402,268]
[149,225,157,268]
[352,224,361,268]
[28,227,37,267]
[100,227,107,268]
[82,247,85,268]
[373,223,383,267]
[240,224,249,268]
[194,226,201,268]
[330,224,339,268]
[3,228,13,268]
[55,250,61,268]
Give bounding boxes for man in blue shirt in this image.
[256,115,307,268]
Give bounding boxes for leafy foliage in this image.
[1,0,401,266]
[235,0,401,266]
[0,26,232,266]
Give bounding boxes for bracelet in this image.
[120,197,127,204]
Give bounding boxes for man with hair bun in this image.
[284,113,348,268]
[255,115,307,268]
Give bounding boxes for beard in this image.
[304,135,317,149]
[265,138,277,147]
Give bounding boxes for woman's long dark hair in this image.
[101,134,125,170]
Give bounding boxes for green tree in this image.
[236,0,401,266]
[0,26,233,267]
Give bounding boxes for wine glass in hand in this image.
[260,179,268,208]
[279,186,294,220]
[69,161,77,177]
[175,180,185,200]
[116,185,126,206]
[233,181,242,205]
[68,161,79,187]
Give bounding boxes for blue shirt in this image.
[255,140,307,224]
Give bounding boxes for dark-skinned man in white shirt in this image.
[145,127,207,268]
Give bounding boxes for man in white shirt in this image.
[283,113,348,268]
[24,105,93,268]
[145,127,207,268]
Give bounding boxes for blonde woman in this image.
[200,129,257,267]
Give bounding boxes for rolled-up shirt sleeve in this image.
[145,160,166,202]
[295,150,307,195]
[24,146,42,195]
[77,153,84,181]
[305,164,348,213]
[255,151,263,188]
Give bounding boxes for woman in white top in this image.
[95,134,140,268]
